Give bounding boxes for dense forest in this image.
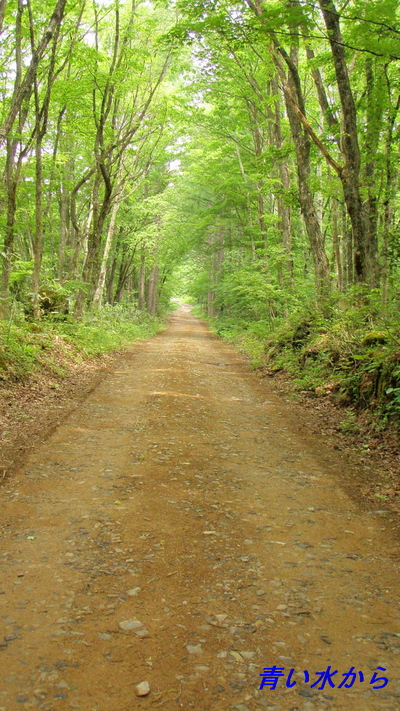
[0,0,399,425]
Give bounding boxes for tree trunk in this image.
[138,247,146,310]
[319,0,371,283]
[364,58,380,287]
[74,175,101,318]
[279,57,330,293]
[332,198,343,290]
[0,139,19,317]
[0,0,68,147]
[0,0,24,317]
[271,75,293,285]
[114,242,132,304]
[58,178,69,279]
[146,266,159,315]
[234,141,256,259]
[31,132,43,320]
[106,229,122,304]
[92,197,121,308]
[381,86,400,306]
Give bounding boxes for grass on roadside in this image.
[203,290,400,429]
[0,304,164,382]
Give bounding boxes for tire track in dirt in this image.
[0,307,399,711]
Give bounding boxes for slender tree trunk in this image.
[138,246,146,310]
[256,190,268,261]
[74,176,101,318]
[381,88,400,305]
[319,0,371,283]
[343,207,353,288]
[271,76,293,284]
[364,58,380,287]
[44,106,65,254]
[106,228,122,304]
[92,197,121,307]
[58,178,69,279]
[114,242,133,303]
[147,266,159,315]
[332,198,343,290]
[244,0,329,292]
[0,0,24,317]
[0,139,19,317]
[282,75,329,293]
[0,0,68,147]
[0,0,7,34]
[31,132,43,320]
[246,101,269,262]
[234,141,256,259]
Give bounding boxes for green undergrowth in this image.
[0,305,163,382]
[207,290,400,429]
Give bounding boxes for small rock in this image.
[278,655,293,664]
[98,633,112,640]
[298,688,316,698]
[127,587,141,596]
[244,539,253,545]
[215,613,228,623]
[135,681,150,697]
[276,604,287,611]
[186,644,203,654]
[230,650,245,663]
[119,619,143,631]
[135,628,149,638]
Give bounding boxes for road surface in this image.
[0,307,399,711]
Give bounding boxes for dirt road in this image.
[1,307,399,711]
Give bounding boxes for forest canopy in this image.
[0,0,399,420]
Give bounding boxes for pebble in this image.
[135,681,150,697]
[278,655,293,664]
[135,628,149,637]
[127,587,141,596]
[119,619,143,631]
[186,644,203,654]
[215,613,228,623]
[230,650,245,663]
